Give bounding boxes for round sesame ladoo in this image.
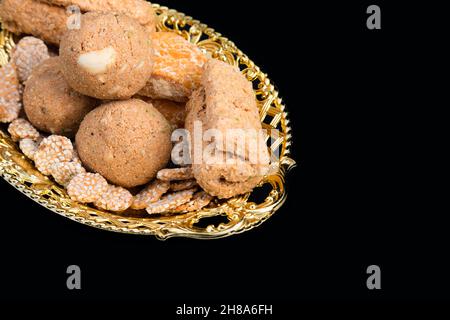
[23,57,97,137]
[76,99,172,188]
[59,12,153,100]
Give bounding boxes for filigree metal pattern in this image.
[0,3,295,239]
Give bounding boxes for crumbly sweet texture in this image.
[19,138,40,160]
[173,191,213,212]
[185,59,270,199]
[138,32,208,102]
[156,167,193,181]
[0,62,21,123]
[23,57,97,137]
[0,0,70,45]
[138,97,187,129]
[12,36,49,82]
[59,12,153,99]
[8,118,40,141]
[145,188,195,214]
[94,185,133,211]
[50,160,86,186]
[76,99,172,188]
[39,0,156,33]
[67,172,108,203]
[0,0,155,45]
[170,179,198,192]
[34,135,74,175]
[131,179,170,210]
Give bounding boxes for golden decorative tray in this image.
[0,3,295,239]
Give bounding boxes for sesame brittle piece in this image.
[94,185,133,212]
[131,179,170,210]
[8,118,40,141]
[67,173,108,203]
[145,189,195,215]
[34,135,74,175]
[173,191,213,212]
[156,167,193,181]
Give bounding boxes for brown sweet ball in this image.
[59,12,153,100]
[76,99,172,188]
[23,57,97,137]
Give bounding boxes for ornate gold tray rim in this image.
[0,3,296,239]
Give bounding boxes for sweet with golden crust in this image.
[138,32,208,102]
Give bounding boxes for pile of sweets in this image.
[0,0,269,214]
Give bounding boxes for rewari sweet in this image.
[67,172,108,203]
[145,188,195,214]
[34,135,74,175]
[19,138,40,160]
[12,36,49,82]
[94,185,133,212]
[7,118,40,142]
[131,179,170,210]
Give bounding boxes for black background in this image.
[0,0,446,307]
